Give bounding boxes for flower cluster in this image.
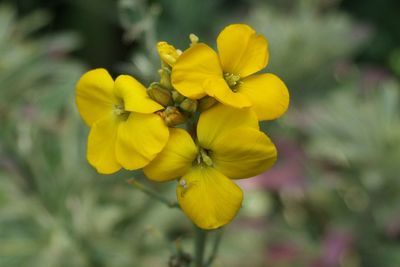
[75,24,289,229]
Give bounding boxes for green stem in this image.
[204,229,224,267]
[194,226,208,267]
[127,178,179,209]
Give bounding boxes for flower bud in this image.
[160,106,186,126]
[179,98,198,113]
[172,90,185,104]
[189,33,199,46]
[147,83,173,107]
[199,96,217,111]
[158,67,173,90]
[157,41,180,66]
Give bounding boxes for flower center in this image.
[196,147,213,167]
[223,72,241,92]
[113,102,129,120]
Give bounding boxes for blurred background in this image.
[1,0,400,266]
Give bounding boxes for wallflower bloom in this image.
[143,105,277,229]
[171,24,289,121]
[76,68,169,174]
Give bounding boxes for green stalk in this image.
[127,178,179,209]
[205,229,224,267]
[194,226,208,267]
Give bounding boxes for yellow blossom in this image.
[143,104,277,229]
[75,68,169,174]
[171,24,289,121]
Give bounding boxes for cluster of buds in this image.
[147,40,203,126]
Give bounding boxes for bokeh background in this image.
[1,0,400,266]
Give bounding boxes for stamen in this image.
[194,147,214,167]
[114,104,125,115]
[199,148,213,167]
[223,72,241,91]
[114,103,129,119]
[196,153,202,165]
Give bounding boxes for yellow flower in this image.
[143,104,277,229]
[75,68,169,174]
[171,24,289,121]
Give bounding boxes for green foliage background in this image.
[0,0,399,266]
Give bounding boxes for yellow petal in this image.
[217,24,269,77]
[75,68,118,126]
[197,104,258,149]
[176,166,243,230]
[157,41,180,66]
[144,128,198,182]
[115,113,169,170]
[239,74,289,121]
[87,114,121,174]
[203,77,251,108]
[171,43,222,99]
[114,75,164,114]
[211,127,277,179]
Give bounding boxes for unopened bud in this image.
[147,83,173,106]
[158,67,172,89]
[157,41,180,66]
[199,96,217,111]
[189,34,199,46]
[179,98,198,113]
[172,90,185,104]
[162,106,186,126]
